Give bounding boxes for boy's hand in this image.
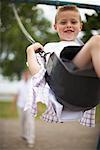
[26,42,43,75]
[27,42,44,53]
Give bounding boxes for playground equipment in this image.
[12,0,100,12]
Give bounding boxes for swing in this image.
[45,46,100,111]
[11,1,100,111]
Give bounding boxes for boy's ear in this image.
[80,22,83,31]
[54,24,57,31]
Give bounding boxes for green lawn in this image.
[0,101,46,119]
[0,101,18,119]
[0,101,100,122]
[96,104,100,123]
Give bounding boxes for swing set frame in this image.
[12,0,100,12]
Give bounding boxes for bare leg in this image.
[73,35,100,77]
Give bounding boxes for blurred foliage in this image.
[82,12,100,42]
[0,1,59,79]
[0,1,100,79]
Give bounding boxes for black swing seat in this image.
[45,46,100,111]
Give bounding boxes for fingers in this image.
[27,42,44,53]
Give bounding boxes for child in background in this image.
[14,69,35,148]
[25,5,100,127]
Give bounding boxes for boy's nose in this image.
[66,22,72,28]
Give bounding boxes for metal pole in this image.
[11,0,100,12]
[11,3,35,44]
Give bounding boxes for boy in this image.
[14,70,35,148]
[25,5,100,127]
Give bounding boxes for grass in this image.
[0,101,18,119]
[0,101,46,119]
[0,101,100,123]
[95,104,100,123]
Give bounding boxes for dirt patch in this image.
[0,119,99,150]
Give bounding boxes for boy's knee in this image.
[90,35,100,44]
[89,35,100,50]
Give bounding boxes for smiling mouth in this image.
[64,30,74,33]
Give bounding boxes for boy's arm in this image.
[11,93,18,112]
[26,43,44,76]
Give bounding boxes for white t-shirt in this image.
[44,40,82,62]
[17,79,32,108]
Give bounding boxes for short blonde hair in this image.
[55,5,81,23]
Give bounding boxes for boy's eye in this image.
[71,20,78,24]
[59,19,79,25]
[60,21,67,25]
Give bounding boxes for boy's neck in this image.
[60,40,76,42]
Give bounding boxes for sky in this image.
[38,0,100,23]
[59,0,100,5]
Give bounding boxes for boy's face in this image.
[54,10,82,41]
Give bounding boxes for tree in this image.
[82,11,100,42]
[0,2,59,79]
